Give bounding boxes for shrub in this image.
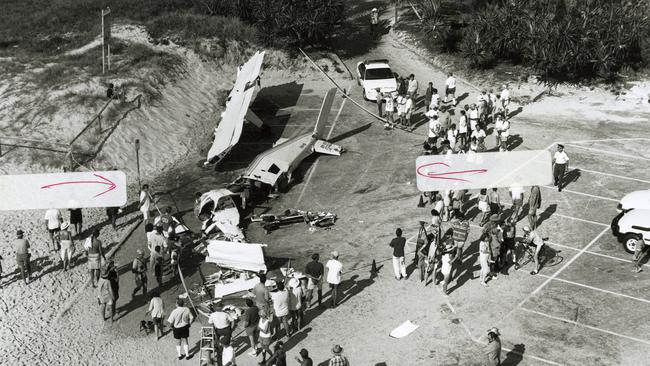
[460,0,650,81]
[147,12,257,44]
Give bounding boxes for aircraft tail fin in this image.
[313,88,337,138]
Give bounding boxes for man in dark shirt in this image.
[14,230,31,284]
[242,299,259,354]
[390,228,407,280]
[295,348,313,366]
[304,253,324,308]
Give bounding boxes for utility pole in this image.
[135,139,141,189]
[101,7,112,74]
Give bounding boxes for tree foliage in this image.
[193,0,345,47]
[460,0,650,80]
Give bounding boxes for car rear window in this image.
[365,67,393,80]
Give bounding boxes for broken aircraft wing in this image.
[206,51,265,164]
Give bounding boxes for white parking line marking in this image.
[548,241,650,269]
[520,307,650,346]
[563,137,650,144]
[296,85,352,206]
[551,212,609,227]
[562,143,650,161]
[572,166,650,184]
[541,185,619,202]
[517,227,609,308]
[533,272,650,304]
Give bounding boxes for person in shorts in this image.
[86,230,105,288]
[633,237,647,273]
[132,249,148,298]
[167,298,194,360]
[57,222,75,271]
[146,291,164,339]
[444,72,457,105]
[14,230,31,284]
[139,184,152,222]
[242,299,259,356]
[68,208,83,237]
[304,254,324,308]
[44,208,62,252]
[256,311,273,363]
[96,266,115,322]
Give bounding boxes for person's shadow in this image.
[536,204,557,227]
[561,169,581,189]
[502,344,525,365]
[336,274,375,306]
[446,239,480,294]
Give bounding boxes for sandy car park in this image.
[2,2,650,365]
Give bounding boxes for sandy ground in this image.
[2,3,650,366]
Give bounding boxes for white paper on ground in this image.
[389,320,419,338]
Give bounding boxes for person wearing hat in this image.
[13,229,32,284]
[326,251,343,308]
[208,302,235,362]
[484,327,502,366]
[552,144,569,192]
[295,348,313,366]
[96,265,115,322]
[57,222,75,272]
[520,226,545,275]
[328,344,349,366]
[369,8,379,37]
[132,249,148,298]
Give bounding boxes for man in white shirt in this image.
[552,144,570,192]
[407,74,419,101]
[509,185,525,222]
[140,184,152,221]
[468,104,479,132]
[404,94,414,130]
[326,251,343,308]
[444,72,457,105]
[44,208,62,252]
[427,114,441,147]
[500,84,510,117]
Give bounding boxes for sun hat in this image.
[372,8,378,12]
[522,226,531,232]
[332,344,343,354]
[61,222,70,230]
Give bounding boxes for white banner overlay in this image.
[416,150,552,192]
[0,171,127,211]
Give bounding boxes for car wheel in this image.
[622,233,639,254]
[363,89,368,101]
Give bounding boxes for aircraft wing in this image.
[206,51,265,163]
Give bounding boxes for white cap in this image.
[523,226,531,232]
[372,8,378,12]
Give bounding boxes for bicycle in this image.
[514,238,563,272]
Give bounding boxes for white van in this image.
[611,189,650,253]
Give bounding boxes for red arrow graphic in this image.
[417,162,488,182]
[40,173,117,198]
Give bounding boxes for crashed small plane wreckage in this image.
[205,51,265,166]
[234,87,344,192]
[251,208,337,234]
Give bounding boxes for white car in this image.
[611,189,650,253]
[356,59,397,101]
